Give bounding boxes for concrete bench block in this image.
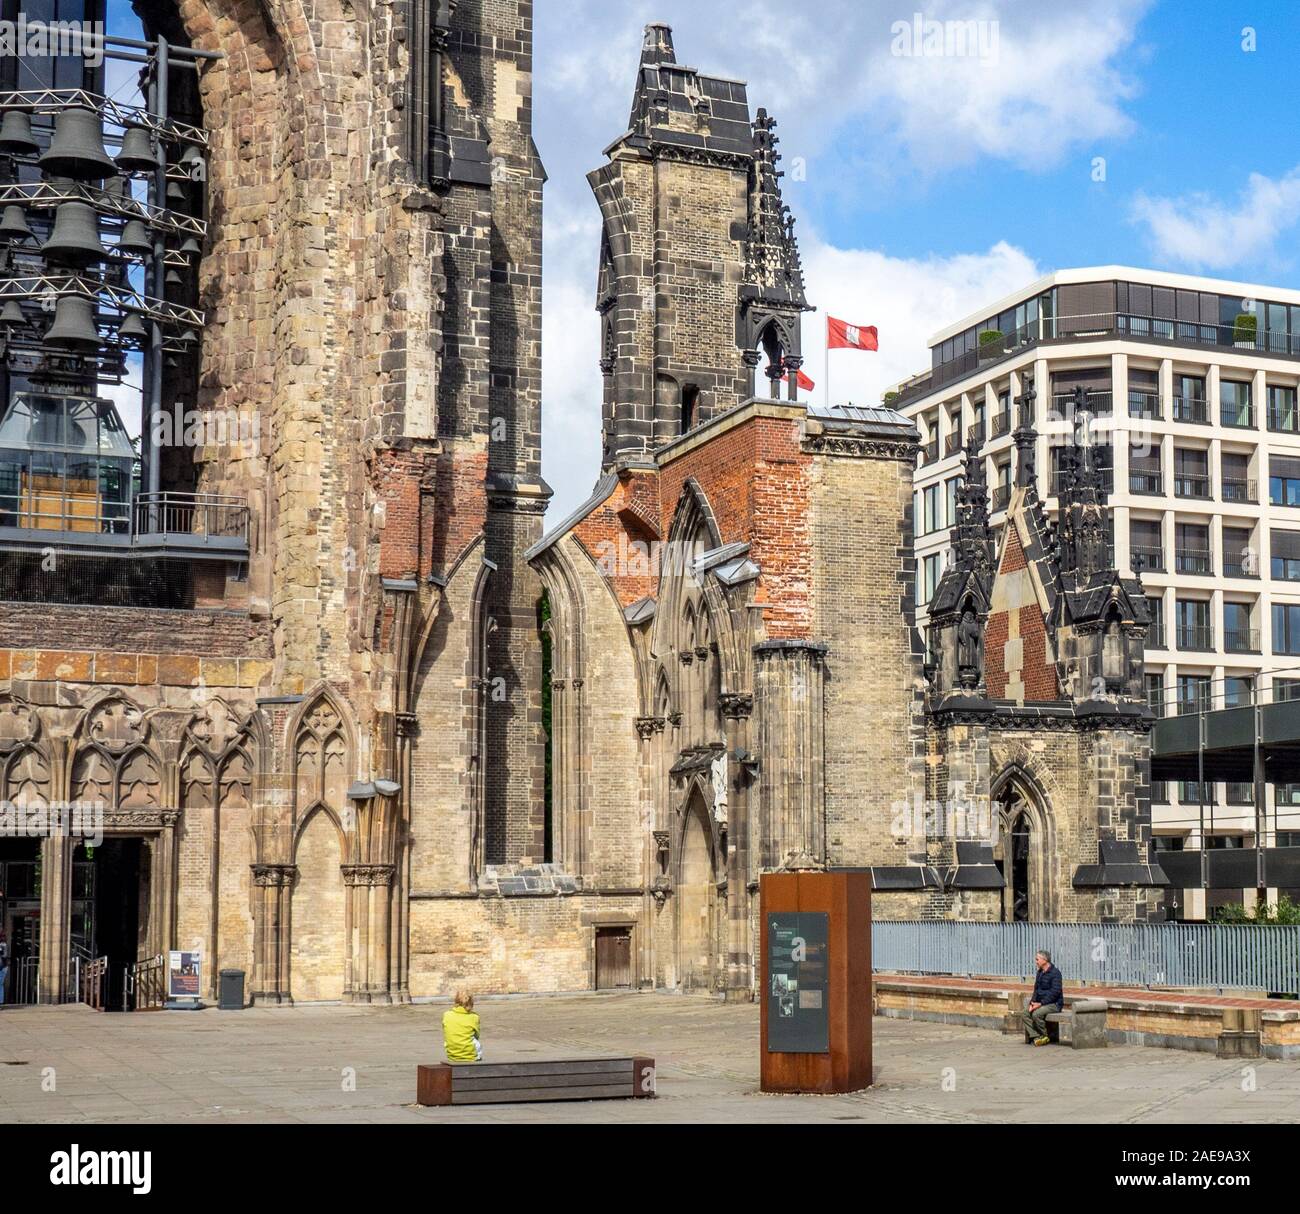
[1041,1001,1109,1049]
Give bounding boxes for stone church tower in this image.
[0,0,549,1005]
[925,390,1168,923]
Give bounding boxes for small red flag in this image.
[827,316,879,352]
[785,368,816,392]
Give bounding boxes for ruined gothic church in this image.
[0,7,1164,1007]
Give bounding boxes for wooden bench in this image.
[417,1058,656,1107]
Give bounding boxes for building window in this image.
[1275,679,1300,704]
[1173,449,1210,499]
[921,552,944,606]
[1223,674,1254,707]
[1174,522,1211,575]
[919,484,941,536]
[1178,781,1212,803]
[1272,455,1300,508]
[1130,519,1164,573]
[945,477,958,528]
[1146,597,1165,649]
[1224,605,1257,654]
[1274,604,1300,656]
[1223,525,1257,577]
[1220,380,1254,428]
[1145,671,1165,716]
[1152,835,1184,850]
[1221,452,1254,505]
[1173,375,1208,424]
[1177,672,1211,715]
[1206,834,1245,850]
[1268,385,1297,433]
[1273,530,1300,581]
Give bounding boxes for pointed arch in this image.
[5,745,51,807]
[674,782,720,992]
[991,762,1059,922]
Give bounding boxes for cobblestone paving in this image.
[0,994,1296,1124]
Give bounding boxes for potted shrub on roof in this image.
[978,329,1004,360]
[1233,312,1258,349]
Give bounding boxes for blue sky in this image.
[534,0,1300,518]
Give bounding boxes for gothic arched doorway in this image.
[675,788,718,992]
[993,772,1055,923]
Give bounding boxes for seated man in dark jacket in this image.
[1022,950,1063,1045]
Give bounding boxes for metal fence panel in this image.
[872,921,1300,996]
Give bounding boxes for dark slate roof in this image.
[619,24,754,159]
[1073,840,1169,888]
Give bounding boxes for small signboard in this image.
[765,912,830,1054]
[167,950,201,1000]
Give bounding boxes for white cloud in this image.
[798,236,1040,411]
[1131,167,1300,271]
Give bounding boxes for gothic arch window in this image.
[291,692,353,820]
[5,746,51,807]
[180,750,215,811]
[219,748,254,811]
[992,768,1057,923]
[118,746,162,809]
[71,747,115,806]
[1102,606,1126,691]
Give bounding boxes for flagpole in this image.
[825,317,831,410]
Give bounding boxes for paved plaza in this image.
[1,994,1297,1124]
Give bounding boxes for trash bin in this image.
[219,969,245,1010]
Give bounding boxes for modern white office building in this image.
[895,267,1300,918]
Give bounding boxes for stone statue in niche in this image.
[957,604,983,690]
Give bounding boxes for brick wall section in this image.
[0,604,272,659]
[659,412,812,639]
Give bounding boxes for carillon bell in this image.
[1,299,26,325]
[41,201,108,264]
[0,204,34,242]
[117,219,153,257]
[38,107,118,180]
[116,125,156,174]
[0,109,40,156]
[180,236,201,255]
[166,180,188,203]
[118,311,148,343]
[44,295,101,351]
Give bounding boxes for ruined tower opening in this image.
[681,384,699,436]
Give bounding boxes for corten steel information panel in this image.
[765,912,830,1054]
[760,872,871,1095]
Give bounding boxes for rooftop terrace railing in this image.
[894,312,1300,410]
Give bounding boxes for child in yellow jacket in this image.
[443,990,483,1063]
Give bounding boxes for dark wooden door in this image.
[595,929,632,990]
